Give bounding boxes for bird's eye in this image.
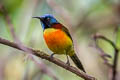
[46,17,50,21]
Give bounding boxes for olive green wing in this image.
[62,26,73,42]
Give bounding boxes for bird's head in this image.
[33,14,59,30]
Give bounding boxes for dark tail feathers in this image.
[70,54,86,72]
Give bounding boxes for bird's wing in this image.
[62,26,73,42]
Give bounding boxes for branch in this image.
[93,34,116,49]
[93,34,119,80]
[112,2,120,80]
[112,49,119,80]
[93,34,113,67]
[0,37,96,80]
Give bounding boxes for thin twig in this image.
[93,34,116,49]
[91,43,112,68]
[93,34,113,67]
[112,48,119,80]
[112,2,120,80]
[93,34,119,80]
[0,37,96,80]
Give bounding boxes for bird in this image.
[33,14,85,72]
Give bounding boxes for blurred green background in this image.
[0,0,120,80]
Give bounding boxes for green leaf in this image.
[116,26,120,50]
[96,37,114,64]
[96,38,114,56]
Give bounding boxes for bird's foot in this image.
[50,53,55,59]
[66,60,70,66]
[66,55,70,66]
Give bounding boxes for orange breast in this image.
[43,28,73,54]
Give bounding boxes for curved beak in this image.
[32,16,44,21]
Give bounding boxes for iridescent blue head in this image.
[33,14,59,30]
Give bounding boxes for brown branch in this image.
[0,37,96,80]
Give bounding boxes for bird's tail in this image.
[70,53,86,72]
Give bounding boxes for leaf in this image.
[116,26,120,50]
[96,38,114,56]
[95,37,115,64]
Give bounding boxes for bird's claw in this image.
[66,55,70,66]
[50,53,54,59]
[66,60,70,66]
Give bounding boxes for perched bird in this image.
[33,14,85,72]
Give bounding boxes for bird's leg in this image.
[66,55,70,66]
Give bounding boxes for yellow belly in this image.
[43,28,73,55]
